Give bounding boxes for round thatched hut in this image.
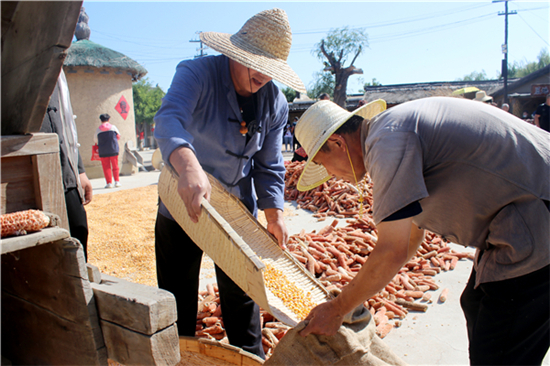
[63,7,147,179]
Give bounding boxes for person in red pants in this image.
[94,113,121,188]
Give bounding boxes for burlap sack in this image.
[264,305,407,366]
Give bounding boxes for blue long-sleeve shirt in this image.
[154,55,288,218]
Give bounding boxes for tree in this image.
[307,71,335,100]
[133,78,165,127]
[313,26,369,107]
[281,87,296,103]
[456,48,549,81]
[507,48,549,78]
[133,78,165,145]
[456,70,489,81]
[363,78,382,89]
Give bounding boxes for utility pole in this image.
[190,31,208,58]
[493,0,517,104]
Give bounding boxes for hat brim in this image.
[201,32,306,94]
[296,99,386,192]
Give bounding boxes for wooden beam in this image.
[1,237,106,365]
[92,274,177,335]
[100,321,180,366]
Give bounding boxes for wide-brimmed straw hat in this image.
[200,8,306,94]
[295,100,387,191]
[474,90,493,102]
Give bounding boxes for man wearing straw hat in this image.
[153,8,306,358]
[295,97,549,365]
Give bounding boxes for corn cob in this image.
[1,209,50,237]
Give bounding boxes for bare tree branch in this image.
[349,46,362,67]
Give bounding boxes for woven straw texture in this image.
[158,168,330,326]
[178,336,264,366]
[200,8,306,94]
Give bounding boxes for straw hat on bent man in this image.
[200,8,306,94]
[295,100,387,191]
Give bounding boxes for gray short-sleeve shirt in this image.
[362,97,550,286]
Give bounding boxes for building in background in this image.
[63,7,147,179]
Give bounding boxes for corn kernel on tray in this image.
[158,168,331,326]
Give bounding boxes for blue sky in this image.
[81,1,549,94]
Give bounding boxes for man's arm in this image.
[169,146,211,223]
[534,114,541,128]
[300,217,424,336]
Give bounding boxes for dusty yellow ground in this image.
[87,185,159,286]
[86,185,275,286]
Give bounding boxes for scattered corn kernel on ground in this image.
[87,184,274,287]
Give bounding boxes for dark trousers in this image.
[155,212,265,359]
[65,187,88,260]
[460,263,549,365]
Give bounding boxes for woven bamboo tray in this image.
[177,336,263,366]
[158,168,331,326]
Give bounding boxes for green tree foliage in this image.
[313,27,368,107]
[456,48,549,81]
[507,48,550,78]
[132,78,165,126]
[307,71,335,100]
[281,87,296,103]
[456,70,489,81]
[363,78,382,89]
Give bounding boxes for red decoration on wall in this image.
[115,95,129,120]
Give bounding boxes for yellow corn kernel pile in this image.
[263,263,317,320]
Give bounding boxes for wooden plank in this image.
[0,227,69,254]
[1,134,59,158]
[1,155,37,214]
[87,262,102,284]
[92,274,177,335]
[1,291,107,365]
[32,151,70,231]
[1,237,97,325]
[100,321,180,366]
[1,237,106,365]
[1,2,82,135]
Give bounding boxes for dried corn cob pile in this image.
[285,161,373,219]
[1,209,50,237]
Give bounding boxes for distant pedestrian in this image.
[95,114,121,188]
[501,103,509,112]
[534,94,550,132]
[292,116,300,151]
[318,93,330,101]
[474,90,493,104]
[283,124,293,152]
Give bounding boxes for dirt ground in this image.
[86,185,275,287]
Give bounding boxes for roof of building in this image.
[64,39,147,81]
[362,79,518,105]
[491,64,550,98]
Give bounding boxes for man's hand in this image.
[299,299,345,337]
[170,147,211,223]
[264,208,288,250]
[298,218,423,337]
[79,172,93,205]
